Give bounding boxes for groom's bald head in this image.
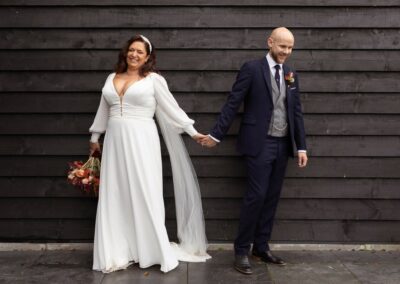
[267,27,295,64]
[270,27,294,43]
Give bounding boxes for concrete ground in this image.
[0,249,399,283]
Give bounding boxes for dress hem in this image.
[93,259,179,274]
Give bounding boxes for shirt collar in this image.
[266,53,282,71]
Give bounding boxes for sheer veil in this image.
[156,109,211,262]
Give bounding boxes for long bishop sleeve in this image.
[152,73,197,137]
[89,95,110,143]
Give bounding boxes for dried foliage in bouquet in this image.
[67,151,101,196]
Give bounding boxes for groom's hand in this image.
[298,152,308,167]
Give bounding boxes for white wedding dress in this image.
[89,72,211,273]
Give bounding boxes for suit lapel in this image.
[261,58,273,102]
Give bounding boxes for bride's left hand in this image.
[89,142,101,156]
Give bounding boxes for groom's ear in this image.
[267,37,273,48]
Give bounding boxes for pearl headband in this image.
[140,35,152,54]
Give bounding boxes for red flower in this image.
[67,155,101,196]
[285,72,295,84]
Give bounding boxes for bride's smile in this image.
[126,41,149,70]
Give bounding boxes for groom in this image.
[200,27,308,274]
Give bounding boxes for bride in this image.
[89,35,211,273]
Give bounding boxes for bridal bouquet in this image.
[67,151,101,195]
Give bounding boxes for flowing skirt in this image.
[92,116,179,273]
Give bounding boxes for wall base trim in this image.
[1,243,399,251]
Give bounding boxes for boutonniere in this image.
[284,72,295,84]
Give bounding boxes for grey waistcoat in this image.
[268,72,288,137]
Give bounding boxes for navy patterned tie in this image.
[274,64,281,90]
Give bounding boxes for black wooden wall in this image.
[1,1,400,243]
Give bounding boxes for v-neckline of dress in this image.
[111,73,147,98]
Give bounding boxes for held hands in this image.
[192,133,207,143]
[193,134,307,166]
[298,152,308,168]
[199,135,217,148]
[191,133,217,148]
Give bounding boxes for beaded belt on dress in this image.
[109,106,154,121]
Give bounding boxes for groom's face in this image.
[267,36,294,64]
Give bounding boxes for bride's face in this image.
[126,41,150,70]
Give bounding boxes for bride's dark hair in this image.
[114,35,157,76]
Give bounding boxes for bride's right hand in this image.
[192,133,206,143]
[89,142,101,156]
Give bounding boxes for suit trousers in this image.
[234,135,289,255]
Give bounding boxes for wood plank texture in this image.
[1,219,399,242]
[1,177,400,199]
[2,7,399,28]
[0,198,399,220]
[0,156,399,178]
[1,93,400,114]
[1,135,400,157]
[1,114,399,135]
[1,1,399,243]
[1,71,400,93]
[2,50,400,71]
[2,0,400,6]
[2,29,399,50]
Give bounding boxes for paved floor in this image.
[0,249,399,283]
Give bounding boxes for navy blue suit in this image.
[210,57,307,255]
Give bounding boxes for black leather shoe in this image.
[234,255,253,275]
[252,250,286,266]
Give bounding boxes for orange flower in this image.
[75,169,86,178]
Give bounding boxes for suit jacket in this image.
[210,57,307,157]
